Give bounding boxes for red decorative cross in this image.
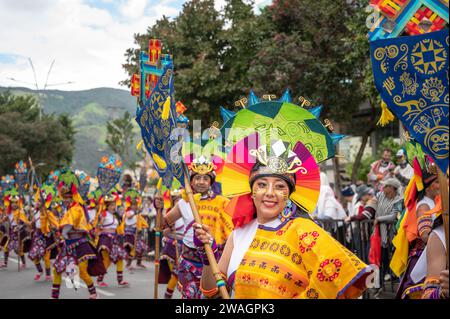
[131,74,140,97]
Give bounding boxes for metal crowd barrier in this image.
[315,218,398,298]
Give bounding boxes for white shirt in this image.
[416,196,435,212]
[87,209,97,223]
[33,210,41,229]
[174,218,185,239]
[178,199,195,248]
[394,163,414,180]
[101,211,118,229]
[125,210,137,227]
[8,213,17,227]
[411,225,446,283]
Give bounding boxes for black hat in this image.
[341,186,355,197]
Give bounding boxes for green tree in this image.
[121,0,261,125]
[341,0,386,183]
[247,0,366,119]
[0,91,75,177]
[105,111,140,172]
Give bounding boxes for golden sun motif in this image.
[411,39,447,75]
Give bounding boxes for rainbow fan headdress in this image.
[222,132,320,228]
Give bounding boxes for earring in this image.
[278,199,293,222]
[208,187,214,198]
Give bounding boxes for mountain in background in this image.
[0,86,138,175]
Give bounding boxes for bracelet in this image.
[200,272,228,298]
[200,281,219,298]
[422,276,441,299]
[197,240,220,266]
[417,215,433,238]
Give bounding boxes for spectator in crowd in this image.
[314,172,347,241]
[315,172,347,221]
[391,149,413,190]
[355,180,365,188]
[364,179,403,286]
[341,185,357,217]
[367,149,396,193]
[344,185,375,258]
[345,185,376,223]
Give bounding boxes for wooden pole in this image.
[153,208,162,299]
[436,167,449,267]
[17,218,20,272]
[183,174,230,299]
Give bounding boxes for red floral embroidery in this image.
[299,231,319,253]
[242,274,251,283]
[278,285,287,295]
[306,288,319,299]
[259,278,269,287]
[276,220,294,236]
[317,258,342,282]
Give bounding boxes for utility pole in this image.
[7,58,74,120]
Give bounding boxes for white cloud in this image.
[0,0,178,90]
[0,0,268,91]
[119,0,148,19]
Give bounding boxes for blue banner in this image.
[136,64,184,188]
[371,29,449,173]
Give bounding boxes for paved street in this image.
[0,253,181,299]
[1,252,397,299]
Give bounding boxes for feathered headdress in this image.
[46,170,61,185]
[75,170,91,201]
[124,188,141,211]
[3,187,22,213]
[36,183,58,209]
[87,188,102,208]
[57,169,84,204]
[1,175,15,197]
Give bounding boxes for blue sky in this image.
[0,0,268,90]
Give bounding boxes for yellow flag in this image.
[161,96,171,120]
[390,210,409,277]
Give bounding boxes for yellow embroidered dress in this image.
[230,216,372,299]
[54,202,98,273]
[194,193,233,249]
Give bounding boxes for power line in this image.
[7,58,74,120]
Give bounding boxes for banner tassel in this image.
[377,101,395,126]
[162,97,171,120]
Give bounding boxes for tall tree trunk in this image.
[351,132,370,184]
[351,101,377,184]
[333,150,342,202]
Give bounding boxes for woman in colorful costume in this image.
[51,170,105,299]
[394,157,440,299]
[195,134,373,299]
[0,187,31,269]
[28,184,60,281]
[0,175,16,257]
[95,188,129,287]
[86,188,102,228]
[160,189,184,299]
[123,188,149,270]
[164,155,233,299]
[420,212,448,299]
